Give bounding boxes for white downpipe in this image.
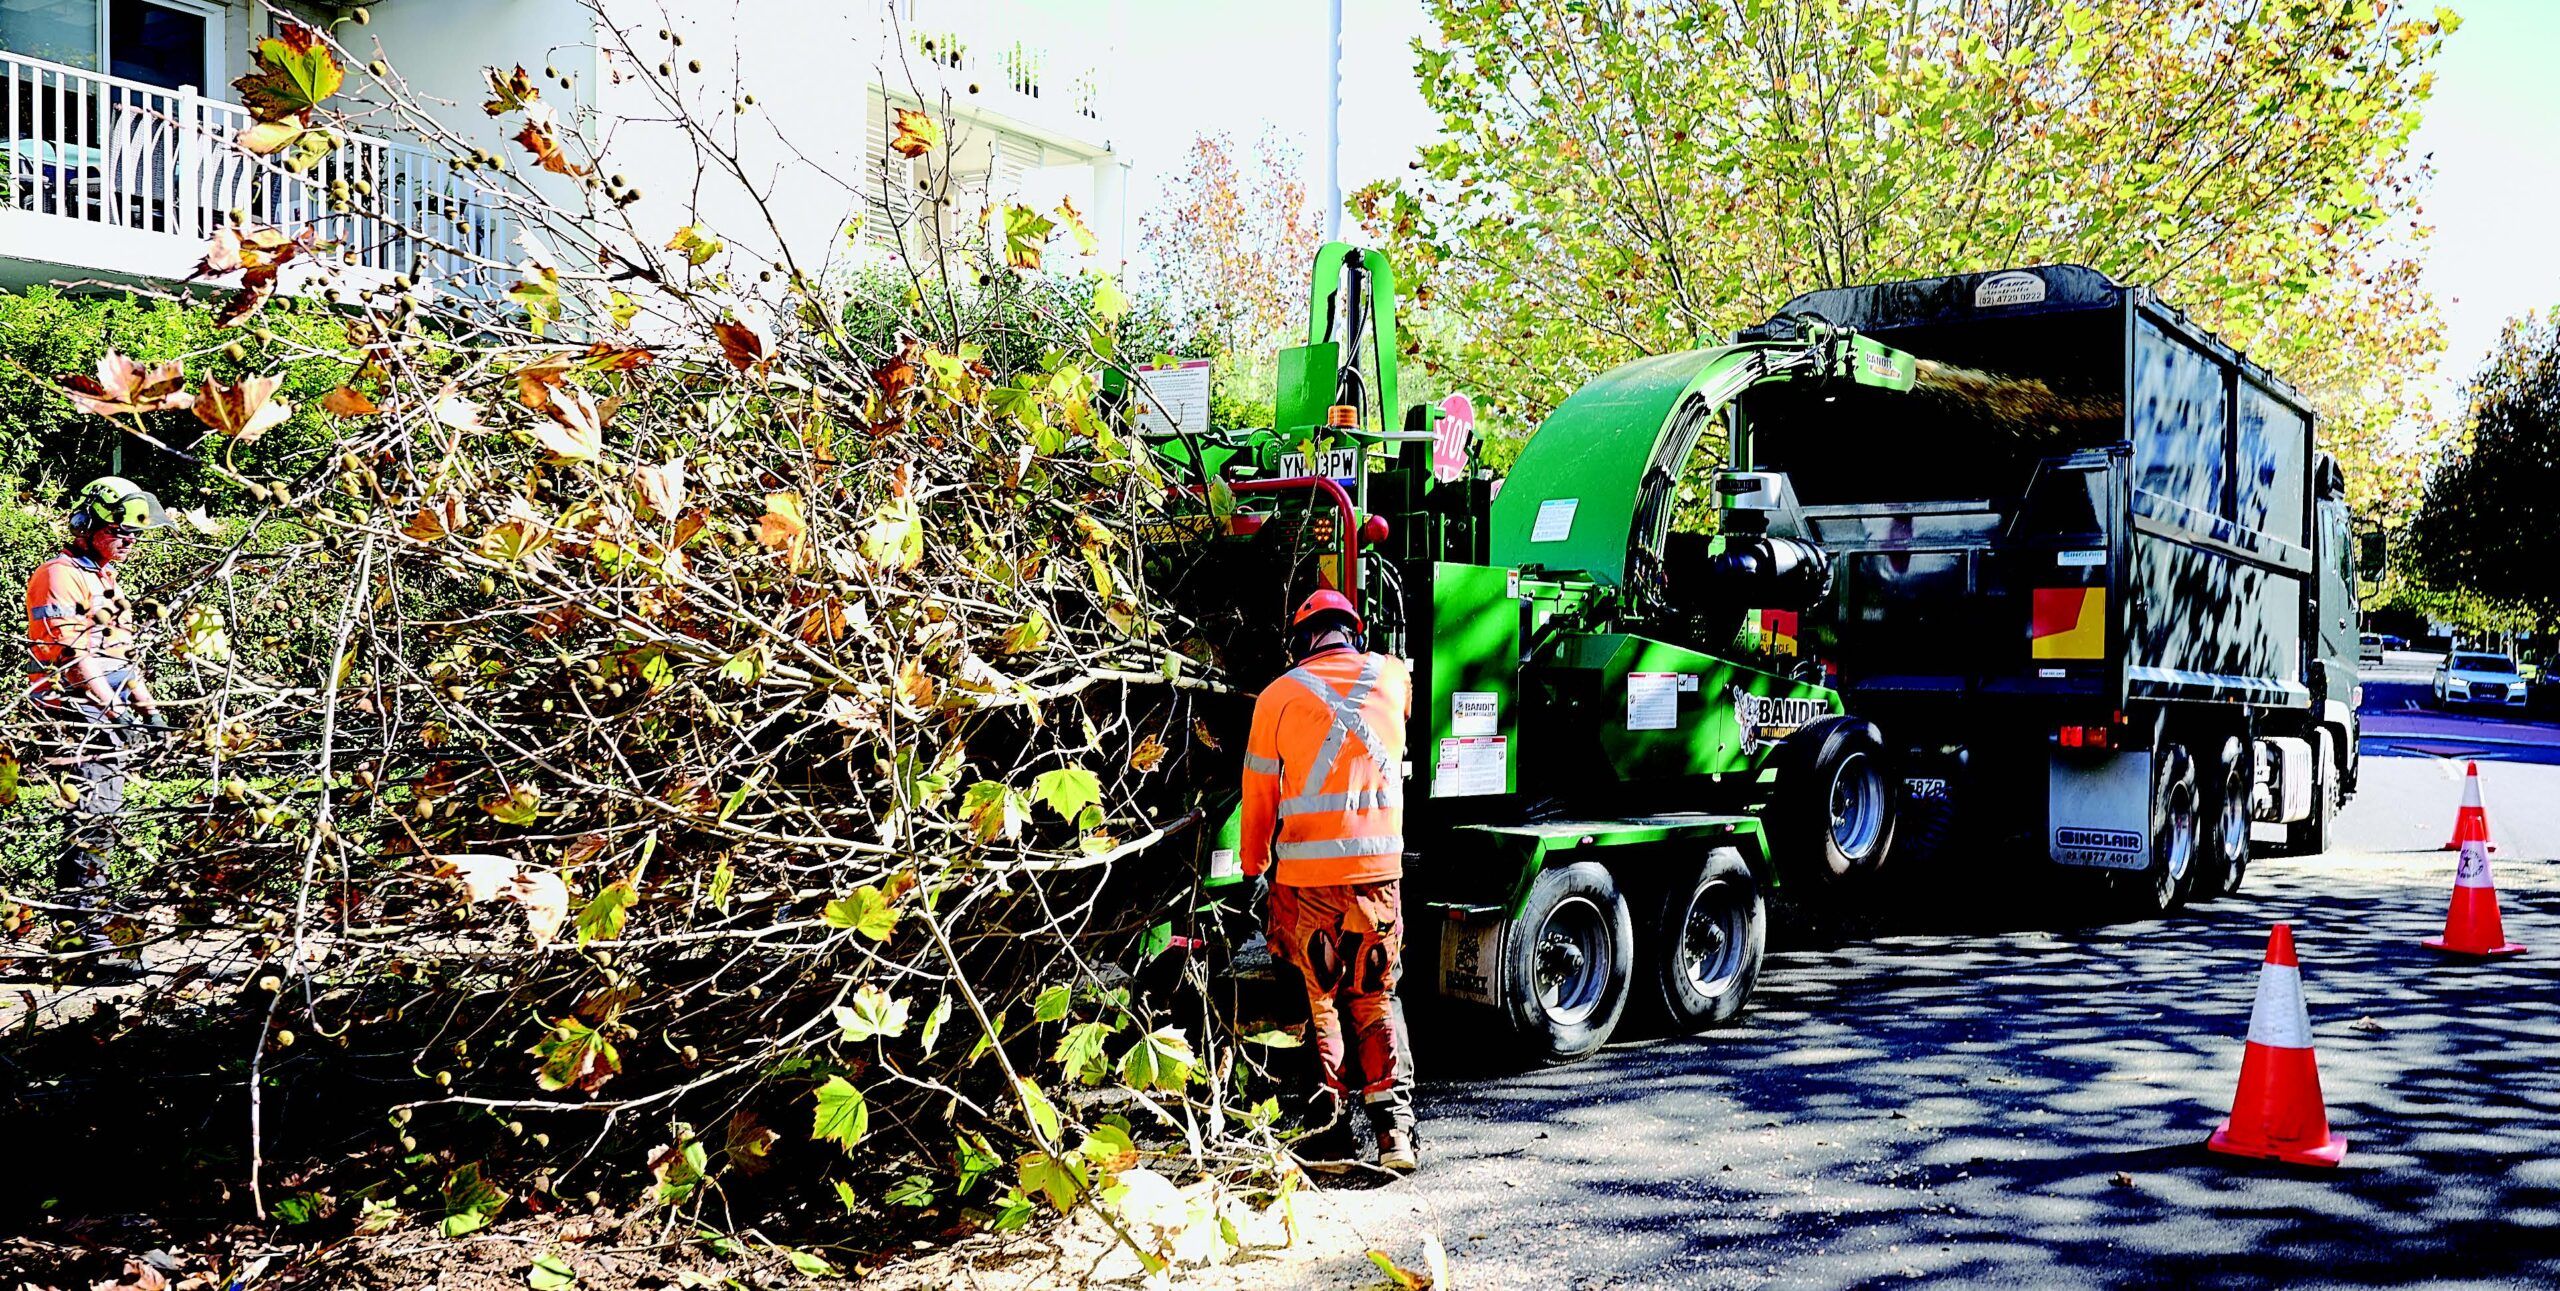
[1323,0,1341,241]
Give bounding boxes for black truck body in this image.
[1729,265,2359,903]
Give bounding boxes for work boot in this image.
[1291,1088,1362,1174]
[1372,1110,1419,1174]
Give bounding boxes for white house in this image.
[0,0,1127,292]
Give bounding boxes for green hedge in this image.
[0,286,354,513]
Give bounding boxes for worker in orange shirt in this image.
[1241,589,1417,1173]
[24,477,169,978]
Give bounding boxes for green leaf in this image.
[716,646,768,686]
[440,1163,506,1237]
[1090,275,1130,323]
[507,264,562,337]
[832,1180,860,1212]
[832,983,912,1042]
[1030,765,1102,822]
[781,1247,839,1279]
[956,1132,1001,1195]
[1078,1120,1137,1172]
[991,1188,1037,1232]
[1001,204,1056,271]
[234,23,343,121]
[958,780,1030,843]
[528,1253,577,1290]
[918,994,953,1055]
[1240,1026,1305,1048]
[1032,983,1072,1024]
[1014,1078,1060,1143]
[820,885,898,941]
[666,223,724,267]
[705,859,734,911]
[1054,1019,1118,1086]
[810,1076,869,1152]
[1017,1150,1088,1211]
[531,1016,621,1093]
[649,1131,708,1206]
[576,878,637,945]
[999,612,1052,654]
[1117,1026,1197,1093]
[884,1175,936,1208]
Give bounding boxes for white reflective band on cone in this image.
[2463,772,2484,809]
[2456,840,2497,889]
[2246,963,2315,1050]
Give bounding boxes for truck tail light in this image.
[2056,722,2112,750]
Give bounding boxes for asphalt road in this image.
[1351,659,2560,1290]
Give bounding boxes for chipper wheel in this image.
[1770,716,1898,893]
[1502,861,1635,1064]
[1642,847,1766,1032]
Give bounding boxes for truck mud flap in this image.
[2048,749,2152,870]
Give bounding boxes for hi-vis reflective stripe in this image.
[1273,834,1405,861]
[1285,657,1396,790]
[1242,752,1283,775]
[27,605,64,621]
[2456,841,2496,889]
[1280,786,1403,817]
[2245,962,2315,1050]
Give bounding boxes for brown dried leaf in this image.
[513,119,588,176]
[888,107,941,157]
[188,374,293,443]
[713,319,764,370]
[1129,734,1167,772]
[62,350,188,417]
[321,385,379,417]
[633,458,687,521]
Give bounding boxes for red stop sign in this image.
[1433,393,1475,483]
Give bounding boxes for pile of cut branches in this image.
[0,7,1289,1276]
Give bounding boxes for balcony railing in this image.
[906,19,1106,140]
[3,48,509,285]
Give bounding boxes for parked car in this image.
[2433,652,2529,710]
[2360,633,2385,666]
[2382,634,2408,651]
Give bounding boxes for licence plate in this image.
[1276,447,1359,483]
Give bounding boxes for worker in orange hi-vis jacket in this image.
[23,477,169,980]
[1240,589,1418,1174]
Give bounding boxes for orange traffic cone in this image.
[2207,924,2347,1167]
[2438,762,2498,854]
[2426,798,2526,957]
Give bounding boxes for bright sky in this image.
[1111,0,2560,404]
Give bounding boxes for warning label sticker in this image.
[1433,736,1507,797]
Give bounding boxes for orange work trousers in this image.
[1267,879,1413,1122]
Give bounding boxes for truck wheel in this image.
[2123,741,2199,916]
[1646,848,1766,1032]
[1773,716,1898,890]
[2192,735,2251,900]
[1502,862,1635,1064]
[2281,729,2337,858]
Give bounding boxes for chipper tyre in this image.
[1771,716,1898,891]
[1644,847,1766,1032]
[1502,862,1635,1064]
[2192,734,2251,900]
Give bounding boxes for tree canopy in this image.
[1360,0,2453,515]
[2408,311,2560,623]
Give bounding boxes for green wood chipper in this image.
[1126,243,1918,1063]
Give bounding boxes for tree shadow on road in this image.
[1401,859,2560,1289]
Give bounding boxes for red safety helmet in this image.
[1291,588,1365,636]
